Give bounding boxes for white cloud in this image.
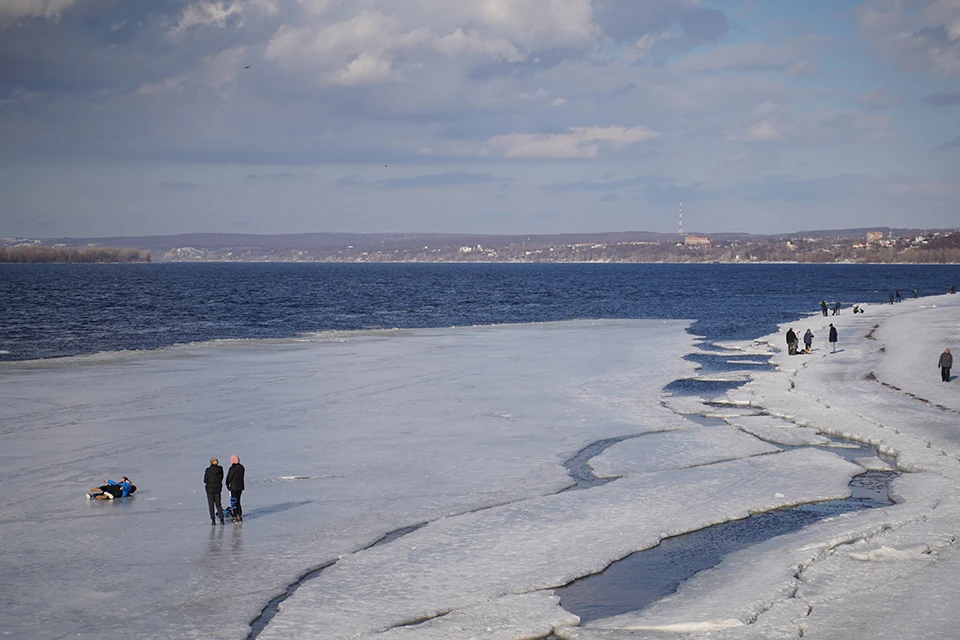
[485,125,658,158]
[858,0,960,75]
[0,0,75,27]
[435,28,524,63]
[265,1,598,88]
[673,36,825,74]
[728,101,895,144]
[172,1,245,37]
[335,51,397,86]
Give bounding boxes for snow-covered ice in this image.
[566,293,960,640]
[2,292,960,640]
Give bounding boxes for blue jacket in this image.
[107,479,134,497]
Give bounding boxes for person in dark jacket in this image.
[940,349,953,382]
[226,454,245,523]
[828,323,838,353]
[786,328,797,356]
[204,458,225,525]
[821,300,828,316]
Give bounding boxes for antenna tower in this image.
[678,199,683,236]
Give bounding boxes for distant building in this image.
[866,231,884,244]
[684,235,711,247]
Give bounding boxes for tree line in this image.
[0,246,151,263]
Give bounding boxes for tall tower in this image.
[678,199,683,236]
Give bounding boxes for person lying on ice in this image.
[88,477,136,500]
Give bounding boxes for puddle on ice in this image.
[557,346,897,626]
[555,432,898,624]
[663,377,749,397]
[685,352,774,374]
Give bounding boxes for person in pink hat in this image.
[226,454,245,522]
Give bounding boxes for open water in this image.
[2,262,959,361]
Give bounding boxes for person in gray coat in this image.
[940,349,953,382]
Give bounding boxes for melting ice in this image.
[1,295,960,639]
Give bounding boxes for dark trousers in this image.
[99,484,123,498]
[207,492,223,522]
[943,367,951,382]
[230,490,243,517]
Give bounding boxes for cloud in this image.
[242,171,298,185]
[484,126,658,159]
[592,0,727,45]
[935,135,960,151]
[924,91,960,106]
[157,180,201,190]
[727,102,895,144]
[857,88,902,111]
[264,1,599,89]
[672,36,825,75]
[599,193,619,202]
[544,175,669,192]
[336,171,504,189]
[171,1,245,37]
[0,0,75,27]
[858,0,960,75]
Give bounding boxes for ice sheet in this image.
[724,414,831,446]
[257,448,859,640]
[6,292,960,640]
[0,319,698,639]
[588,426,781,477]
[572,294,960,640]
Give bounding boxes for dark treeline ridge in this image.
[0,246,151,263]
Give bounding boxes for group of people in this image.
[819,300,841,316]
[786,326,837,355]
[204,455,245,525]
[88,477,136,500]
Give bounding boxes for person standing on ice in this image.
[786,328,797,355]
[821,300,828,316]
[803,329,814,354]
[828,324,838,353]
[204,458,225,525]
[939,349,953,382]
[226,454,245,523]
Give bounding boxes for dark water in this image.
[556,437,896,623]
[557,474,892,623]
[2,262,958,361]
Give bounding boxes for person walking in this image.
[786,328,797,356]
[940,349,953,382]
[803,329,814,354]
[204,457,225,525]
[226,454,245,523]
[828,323,838,353]
[832,301,840,316]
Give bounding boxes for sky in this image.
[1,0,958,238]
